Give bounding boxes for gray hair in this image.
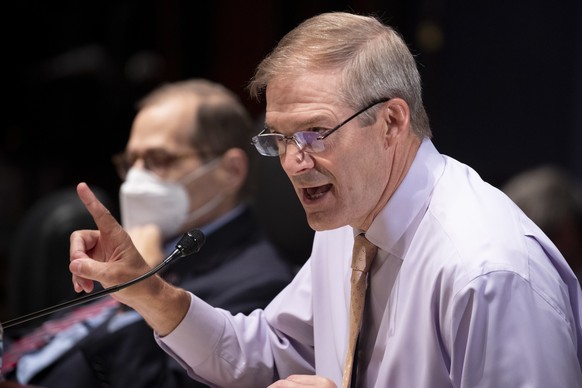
[248,12,431,138]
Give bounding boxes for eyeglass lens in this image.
[252,98,388,157]
[112,150,196,178]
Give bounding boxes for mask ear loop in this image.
[179,156,225,228]
[183,192,226,226]
[180,157,222,185]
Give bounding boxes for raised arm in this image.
[69,182,191,336]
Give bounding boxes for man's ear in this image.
[218,148,248,194]
[380,98,411,142]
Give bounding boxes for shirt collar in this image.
[366,138,445,258]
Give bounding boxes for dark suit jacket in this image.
[15,207,295,388]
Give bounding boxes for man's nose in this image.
[280,139,313,173]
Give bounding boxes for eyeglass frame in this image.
[251,97,390,157]
[111,148,200,180]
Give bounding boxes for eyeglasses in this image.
[251,98,390,157]
[112,149,198,179]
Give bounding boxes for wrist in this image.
[129,277,191,336]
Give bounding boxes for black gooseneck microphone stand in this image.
[2,229,206,329]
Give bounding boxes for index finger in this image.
[76,182,121,233]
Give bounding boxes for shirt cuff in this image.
[156,291,226,368]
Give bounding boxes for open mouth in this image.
[304,184,333,201]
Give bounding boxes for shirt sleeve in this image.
[449,266,582,387]
[155,260,317,387]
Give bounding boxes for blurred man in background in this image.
[3,78,294,387]
[502,164,582,279]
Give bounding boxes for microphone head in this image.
[176,229,206,257]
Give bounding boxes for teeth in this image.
[310,191,325,200]
[305,184,332,200]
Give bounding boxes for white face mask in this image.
[119,158,222,239]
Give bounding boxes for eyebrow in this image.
[127,147,167,155]
[264,113,336,133]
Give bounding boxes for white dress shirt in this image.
[158,139,582,387]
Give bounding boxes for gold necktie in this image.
[342,234,378,388]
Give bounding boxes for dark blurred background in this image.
[1,0,581,321]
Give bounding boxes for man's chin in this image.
[305,211,344,232]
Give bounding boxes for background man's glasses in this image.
[112,149,198,179]
[251,98,390,157]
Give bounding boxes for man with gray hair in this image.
[67,12,582,387]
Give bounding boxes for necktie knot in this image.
[351,234,378,273]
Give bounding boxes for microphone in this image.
[2,229,206,329]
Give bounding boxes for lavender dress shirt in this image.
[158,139,582,387]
